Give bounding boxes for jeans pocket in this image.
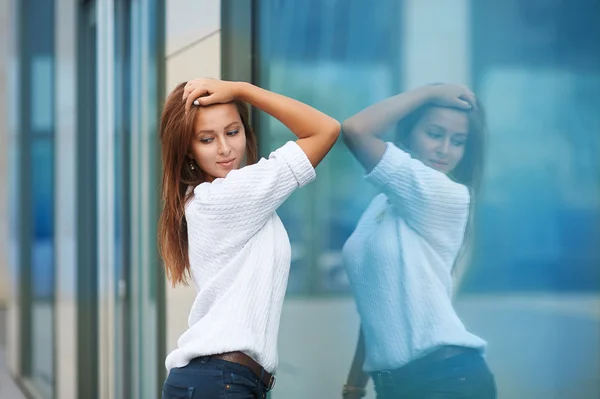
[162,381,194,399]
[222,370,259,397]
[427,362,497,398]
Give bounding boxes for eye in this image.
[200,137,214,144]
[427,131,443,139]
[452,140,466,147]
[226,129,239,136]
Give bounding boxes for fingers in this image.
[457,86,476,109]
[461,85,476,106]
[432,84,476,109]
[455,98,473,109]
[196,94,218,107]
[464,92,476,108]
[186,92,220,112]
[185,86,208,112]
[183,78,223,112]
[182,78,208,101]
[182,80,198,101]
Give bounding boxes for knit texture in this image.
[165,141,315,373]
[342,142,487,372]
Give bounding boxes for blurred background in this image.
[0,0,599,398]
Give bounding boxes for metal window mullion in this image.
[128,1,142,397]
[138,1,152,397]
[96,0,116,397]
[17,0,34,379]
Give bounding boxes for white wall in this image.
[166,0,221,88]
[402,0,471,88]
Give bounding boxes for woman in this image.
[159,78,340,399]
[340,84,496,399]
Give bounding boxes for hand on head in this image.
[182,78,238,112]
[427,83,476,110]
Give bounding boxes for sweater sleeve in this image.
[365,142,470,250]
[190,141,315,235]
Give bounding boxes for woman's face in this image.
[407,107,469,175]
[189,102,247,182]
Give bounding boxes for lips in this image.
[217,158,235,168]
[430,160,448,169]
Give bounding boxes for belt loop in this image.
[200,356,210,365]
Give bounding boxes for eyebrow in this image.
[197,121,241,135]
[427,124,446,132]
[428,124,468,136]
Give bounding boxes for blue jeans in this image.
[162,356,268,399]
[371,349,497,399]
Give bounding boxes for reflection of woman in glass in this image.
[340,84,496,399]
[158,78,340,399]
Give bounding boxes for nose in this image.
[217,137,231,156]
[436,139,450,158]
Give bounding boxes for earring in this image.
[189,159,195,170]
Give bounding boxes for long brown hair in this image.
[395,102,488,289]
[395,102,487,195]
[158,82,258,287]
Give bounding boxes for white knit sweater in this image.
[342,142,487,373]
[165,141,316,373]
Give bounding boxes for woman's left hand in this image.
[183,78,239,111]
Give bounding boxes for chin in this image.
[205,171,226,181]
[221,169,238,178]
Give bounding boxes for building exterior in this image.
[1,1,599,398]
[3,0,166,398]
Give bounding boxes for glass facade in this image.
[249,3,600,395]
[254,0,600,298]
[113,1,133,396]
[465,0,600,293]
[127,1,164,397]
[6,0,165,398]
[255,0,401,295]
[19,0,57,396]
